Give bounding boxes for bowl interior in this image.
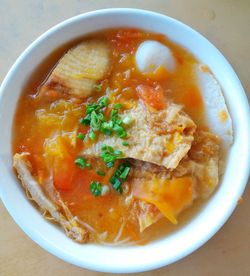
[0,9,249,273]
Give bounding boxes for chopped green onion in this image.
[113,149,123,155]
[90,181,102,197]
[80,114,91,126]
[109,176,122,193]
[100,121,113,136]
[114,103,122,109]
[93,83,102,92]
[106,161,114,168]
[86,103,99,114]
[90,111,103,131]
[77,133,85,140]
[74,157,91,169]
[89,130,96,141]
[101,144,114,152]
[96,169,106,176]
[100,152,117,163]
[119,166,131,180]
[100,145,123,164]
[122,141,129,146]
[108,162,131,193]
[113,124,127,138]
[110,109,118,121]
[98,96,109,107]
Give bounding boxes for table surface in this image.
[0,1,249,275]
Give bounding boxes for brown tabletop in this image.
[0,1,249,275]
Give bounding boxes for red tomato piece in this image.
[53,155,75,191]
[136,84,166,110]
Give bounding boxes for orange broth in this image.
[13,29,207,243]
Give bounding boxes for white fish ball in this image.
[135,40,176,73]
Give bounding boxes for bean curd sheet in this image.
[12,29,232,245]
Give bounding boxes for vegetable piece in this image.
[96,169,106,176]
[54,155,75,190]
[90,111,104,131]
[122,141,129,146]
[119,166,131,180]
[136,84,166,110]
[98,96,109,107]
[109,161,131,193]
[75,157,91,169]
[90,181,109,197]
[77,133,85,140]
[79,97,129,140]
[100,121,113,136]
[114,103,122,109]
[45,136,76,190]
[107,161,114,168]
[90,181,103,196]
[110,176,122,193]
[80,114,91,126]
[100,145,123,165]
[89,130,96,141]
[113,124,127,138]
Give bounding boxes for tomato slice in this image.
[136,84,166,110]
[53,154,75,191]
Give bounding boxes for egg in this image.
[135,40,176,73]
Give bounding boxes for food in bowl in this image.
[12,28,233,245]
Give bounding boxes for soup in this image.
[12,29,232,245]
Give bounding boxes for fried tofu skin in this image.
[84,102,196,170]
[13,153,88,243]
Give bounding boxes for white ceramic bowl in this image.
[0,8,249,273]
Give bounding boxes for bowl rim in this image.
[0,8,250,273]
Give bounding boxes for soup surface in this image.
[13,29,231,245]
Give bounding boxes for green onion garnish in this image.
[119,166,131,180]
[77,133,85,140]
[90,181,103,197]
[122,141,129,146]
[89,130,96,141]
[113,124,127,138]
[96,169,106,176]
[114,103,122,109]
[109,176,122,193]
[75,157,91,169]
[100,145,123,165]
[98,96,109,108]
[109,161,131,193]
[106,161,114,168]
[80,114,91,126]
[90,111,103,131]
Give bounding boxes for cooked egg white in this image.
[135,40,176,73]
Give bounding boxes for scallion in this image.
[114,103,122,109]
[89,130,96,141]
[90,181,102,197]
[96,169,106,176]
[74,157,91,169]
[77,133,85,140]
[122,141,129,146]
